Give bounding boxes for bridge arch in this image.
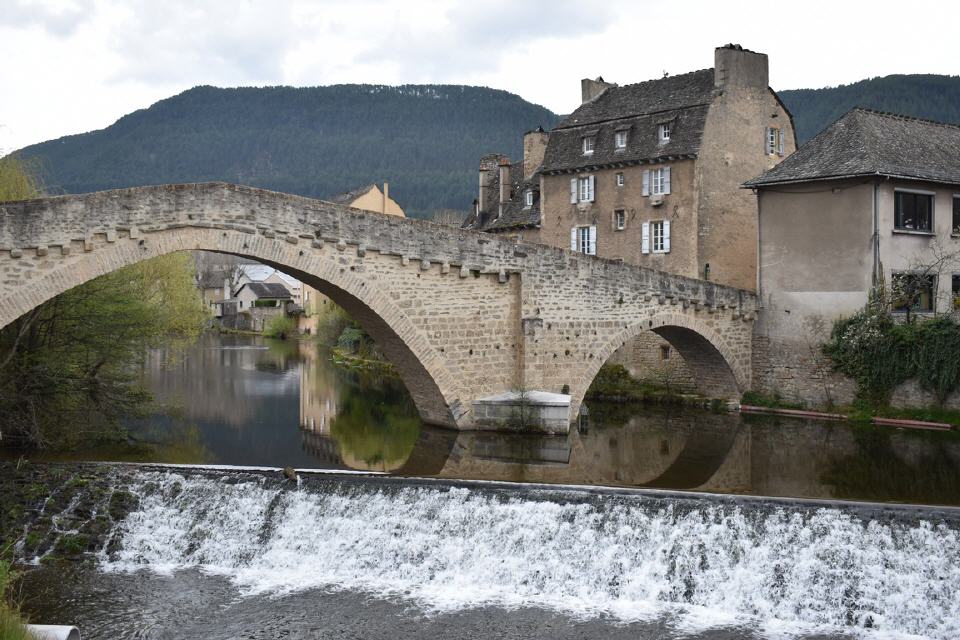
[570,311,746,418]
[0,226,468,428]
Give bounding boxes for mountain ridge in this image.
[14,75,960,217]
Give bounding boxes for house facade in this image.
[747,107,960,407]
[464,44,796,292]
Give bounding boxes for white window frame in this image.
[524,189,533,208]
[766,127,779,155]
[651,220,666,252]
[952,194,960,237]
[615,172,624,187]
[658,123,671,143]
[614,130,628,149]
[570,225,597,255]
[582,136,595,155]
[894,188,936,233]
[577,175,595,202]
[614,209,626,231]
[651,168,666,195]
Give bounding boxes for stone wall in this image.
[607,331,695,390]
[0,183,756,429]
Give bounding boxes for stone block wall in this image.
[0,183,757,429]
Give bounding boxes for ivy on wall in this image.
[824,303,960,405]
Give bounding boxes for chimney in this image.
[523,127,548,180]
[382,182,389,214]
[498,157,511,214]
[581,76,615,104]
[478,155,498,214]
[714,44,768,89]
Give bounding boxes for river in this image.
[11,333,960,639]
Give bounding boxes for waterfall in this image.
[102,471,960,639]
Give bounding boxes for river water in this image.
[12,333,960,639]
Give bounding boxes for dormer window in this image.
[658,123,671,143]
[614,130,628,149]
[582,136,595,155]
[524,190,534,208]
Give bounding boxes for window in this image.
[615,130,628,149]
[570,225,597,255]
[954,274,960,310]
[614,209,626,230]
[570,175,595,203]
[953,196,960,236]
[642,220,671,254]
[615,172,625,187]
[660,345,671,360]
[524,190,534,208]
[651,168,666,195]
[652,220,666,252]
[579,176,592,201]
[891,272,936,313]
[765,127,785,156]
[894,190,934,232]
[582,136,595,154]
[658,123,671,143]
[643,167,671,196]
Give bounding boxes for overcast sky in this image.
[2,0,958,153]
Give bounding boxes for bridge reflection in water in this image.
[126,333,960,506]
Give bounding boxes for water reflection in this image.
[19,333,960,506]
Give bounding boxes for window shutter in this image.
[588,225,597,255]
[778,129,785,156]
[765,128,773,155]
[663,167,671,195]
[588,175,596,202]
[570,227,578,251]
[570,178,578,203]
[642,170,650,196]
[663,220,671,253]
[641,222,650,254]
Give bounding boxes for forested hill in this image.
[16,84,560,218]
[15,75,960,216]
[779,74,960,143]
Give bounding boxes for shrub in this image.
[264,314,296,339]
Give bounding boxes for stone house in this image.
[329,183,405,217]
[746,107,960,408]
[233,282,293,332]
[235,264,303,306]
[464,44,796,292]
[463,44,795,389]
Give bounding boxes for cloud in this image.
[354,0,619,80]
[0,0,96,36]
[102,0,309,85]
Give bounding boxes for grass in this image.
[0,559,30,640]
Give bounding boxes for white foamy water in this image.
[102,472,960,639]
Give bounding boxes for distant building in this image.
[464,44,796,292]
[747,107,960,407]
[234,265,303,305]
[329,183,405,217]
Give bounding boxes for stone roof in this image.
[541,69,717,174]
[746,107,960,187]
[236,282,291,299]
[329,184,376,204]
[461,162,540,232]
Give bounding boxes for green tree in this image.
[0,252,208,448]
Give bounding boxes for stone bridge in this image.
[0,183,756,431]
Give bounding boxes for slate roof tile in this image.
[746,108,960,187]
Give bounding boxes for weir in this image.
[89,469,960,639]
